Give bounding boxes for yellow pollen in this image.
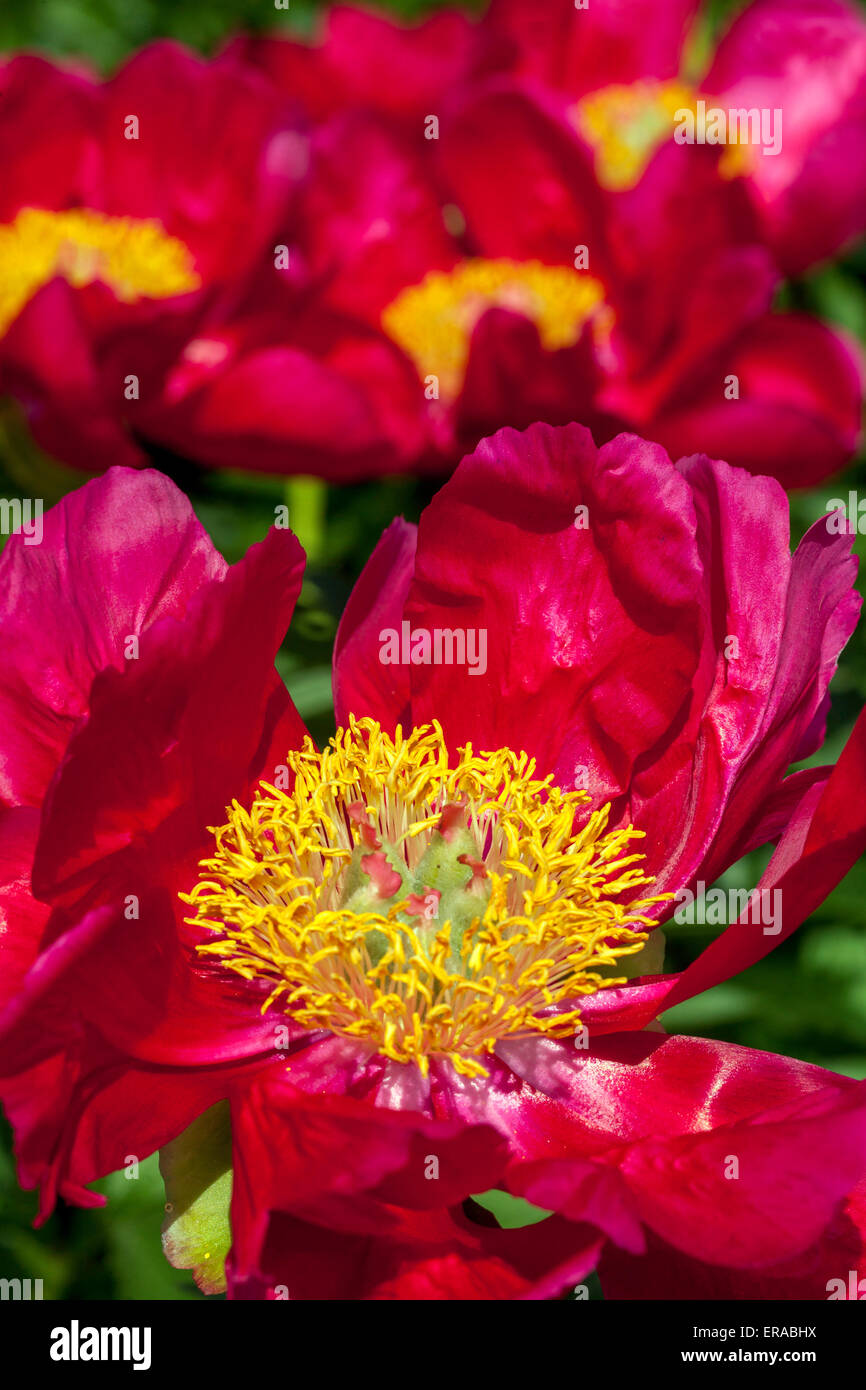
[381,258,609,401]
[573,80,696,190]
[573,80,753,189]
[182,718,666,1079]
[0,206,201,337]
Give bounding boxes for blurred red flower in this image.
[239,0,866,272]
[0,42,308,472]
[183,0,865,485]
[482,0,866,274]
[0,5,863,485]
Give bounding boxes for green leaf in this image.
[472,1190,551,1229]
[159,1102,233,1296]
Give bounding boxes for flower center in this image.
[0,206,201,337]
[573,80,752,189]
[574,80,695,189]
[183,719,663,1078]
[381,258,610,402]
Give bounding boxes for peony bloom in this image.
[227,4,503,139]
[1,424,865,1299]
[481,0,866,274]
[423,85,863,485]
[171,39,863,485]
[0,42,308,473]
[1,9,862,486]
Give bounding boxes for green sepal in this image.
[159,1101,233,1296]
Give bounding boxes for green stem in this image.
[284,475,327,563]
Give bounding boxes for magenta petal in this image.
[437,84,607,267]
[508,1158,646,1254]
[598,1234,854,1301]
[576,977,680,1037]
[0,807,51,1012]
[440,1032,863,1272]
[405,423,703,805]
[31,522,305,904]
[0,55,97,219]
[623,1081,866,1267]
[668,704,866,1006]
[457,305,604,447]
[301,110,455,323]
[149,325,431,481]
[371,420,857,912]
[706,0,866,271]
[234,7,485,130]
[599,1185,866,1299]
[652,315,865,488]
[333,518,417,731]
[630,455,859,896]
[229,1072,509,1280]
[732,765,830,858]
[0,280,149,475]
[477,1033,853,1154]
[98,39,305,283]
[0,466,225,810]
[483,0,700,96]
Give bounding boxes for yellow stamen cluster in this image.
[0,206,200,337]
[381,258,609,401]
[573,80,696,190]
[183,718,664,1078]
[574,80,753,189]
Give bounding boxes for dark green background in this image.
[0,0,864,1298]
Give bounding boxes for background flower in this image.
[0,0,863,484]
[0,43,308,473]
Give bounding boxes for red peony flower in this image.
[0,42,308,472]
[482,0,866,274]
[1,424,865,1299]
[228,4,503,139]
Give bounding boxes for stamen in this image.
[573,80,752,189]
[381,258,610,401]
[0,206,200,337]
[182,718,667,1078]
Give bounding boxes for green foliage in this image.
[0,0,770,73]
[160,1103,233,1295]
[0,1135,204,1298]
[0,0,477,70]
